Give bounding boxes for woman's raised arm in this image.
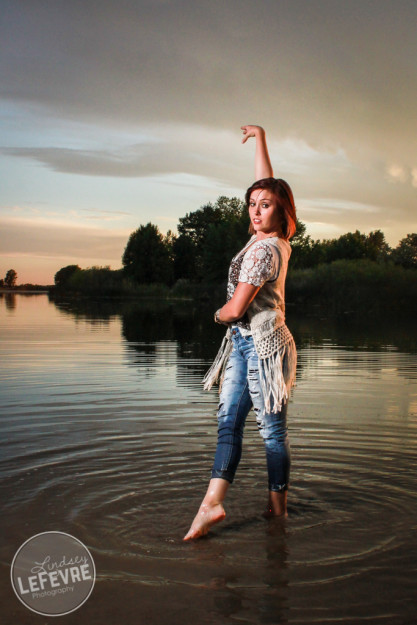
[241,125,273,180]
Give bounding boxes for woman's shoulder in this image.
[265,236,292,259]
[247,236,290,256]
[243,237,276,259]
[239,236,291,263]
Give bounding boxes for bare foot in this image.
[183,502,226,541]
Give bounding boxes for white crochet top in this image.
[203,235,297,413]
[228,235,281,335]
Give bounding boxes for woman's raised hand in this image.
[241,124,273,179]
[241,125,265,144]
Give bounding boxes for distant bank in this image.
[3,259,416,320]
[0,287,50,293]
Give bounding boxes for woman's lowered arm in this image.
[215,282,260,324]
[241,125,273,180]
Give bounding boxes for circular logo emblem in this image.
[10,531,95,617]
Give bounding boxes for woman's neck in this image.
[255,230,279,240]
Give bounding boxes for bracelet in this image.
[214,309,222,324]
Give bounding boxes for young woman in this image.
[184,125,297,541]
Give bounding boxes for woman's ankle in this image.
[267,490,288,516]
[202,478,230,507]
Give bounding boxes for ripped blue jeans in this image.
[211,327,290,492]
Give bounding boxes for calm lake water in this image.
[1,293,417,624]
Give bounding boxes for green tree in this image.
[5,269,17,287]
[291,234,324,269]
[54,265,81,289]
[203,217,251,282]
[289,219,326,269]
[391,233,417,269]
[290,226,390,269]
[178,196,247,246]
[122,223,173,285]
[203,222,234,282]
[68,266,124,295]
[319,230,390,264]
[364,230,390,261]
[173,234,198,281]
[325,230,368,262]
[291,219,307,243]
[163,230,177,262]
[176,196,249,280]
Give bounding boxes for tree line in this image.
[53,195,417,295]
[0,269,18,288]
[0,269,49,290]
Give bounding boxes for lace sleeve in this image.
[238,241,279,287]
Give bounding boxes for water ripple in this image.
[1,296,417,624]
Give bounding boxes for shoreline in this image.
[0,288,50,294]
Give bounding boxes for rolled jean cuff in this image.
[211,469,235,484]
[269,481,289,492]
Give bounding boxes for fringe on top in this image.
[202,323,296,414]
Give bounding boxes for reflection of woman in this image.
[184,125,297,540]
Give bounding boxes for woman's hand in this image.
[241,125,273,179]
[241,125,265,144]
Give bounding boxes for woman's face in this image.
[248,189,280,237]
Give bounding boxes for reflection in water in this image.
[51,294,417,388]
[1,294,417,625]
[2,292,17,310]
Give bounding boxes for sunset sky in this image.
[1,0,416,284]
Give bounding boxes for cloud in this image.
[1,132,352,184]
[79,207,132,220]
[298,198,386,242]
[1,0,417,163]
[0,204,133,223]
[299,198,381,216]
[0,216,128,263]
[387,164,408,184]
[1,127,414,247]
[1,142,234,180]
[1,0,416,281]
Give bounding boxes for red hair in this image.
[245,177,297,240]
